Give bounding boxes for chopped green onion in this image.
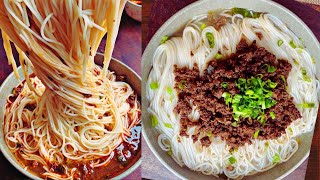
[207,131,212,138]
[289,40,296,48]
[245,90,254,95]
[257,114,265,123]
[99,96,103,99]
[268,81,277,89]
[293,59,300,65]
[269,112,276,119]
[311,57,316,64]
[168,146,173,156]
[150,82,159,90]
[254,130,260,138]
[301,68,311,82]
[166,87,173,95]
[200,23,206,31]
[272,153,280,164]
[151,115,158,128]
[265,142,269,150]
[297,48,303,54]
[221,82,228,88]
[298,102,315,108]
[165,123,173,129]
[228,156,237,164]
[215,53,223,59]
[178,80,187,90]
[252,12,260,19]
[160,35,169,44]
[266,64,276,73]
[222,92,232,106]
[288,127,293,133]
[277,40,283,46]
[280,75,286,83]
[231,8,260,18]
[206,32,215,48]
[231,122,238,127]
[223,77,278,124]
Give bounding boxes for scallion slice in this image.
[160,35,169,44]
[228,156,237,164]
[151,115,158,128]
[206,32,215,48]
[150,82,159,90]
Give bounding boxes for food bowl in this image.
[0,54,141,180]
[142,0,320,179]
[125,1,142,22]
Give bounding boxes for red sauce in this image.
[5,74,141,179]
[14,125,141,180]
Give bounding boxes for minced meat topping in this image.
[174,39,301,148]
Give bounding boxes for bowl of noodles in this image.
[142,0,320,179]
[0,0,141,179]
[0,55,142,180]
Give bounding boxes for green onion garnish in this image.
[265,142,269,150]
[231,122,238,127]
[160,35,169,44]
[311,57,316,64]
[228,156,237,164]
[272,153,280,164]
[164,123,173,129]
[301,68,311,82]
[207,131,212,138]
[150,82,159,90]
[269,112,276,119]
[264,64,276,73]
[293,59,300,65]
[151,115,158,128]
[222,77,278,123]
[166,87,173,95]
[206,32,215,48]
[277,40,283,46]
[168,146,173,156]
[254,130,260,138]
[200,23,206,31]
[289,40,297,48]
[268,81,277,89]
[288,127,293,133]
[215,53,223,60]
[298,102,315,108]
[231,8,260,18]
[178,80,187,90]
[221,82,228,88]
[222,92,232,106]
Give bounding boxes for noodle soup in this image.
[146,7,319,179]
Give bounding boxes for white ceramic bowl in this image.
[0,55,141,180]
[142,0,320,179]
[125,1,142,22]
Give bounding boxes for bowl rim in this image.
[127,0,142,8]
[0,55,142,180]
[141,0,320,179]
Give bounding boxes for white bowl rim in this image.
[127,0,142,7]
[0,56,142,180]
[141,0,320,179]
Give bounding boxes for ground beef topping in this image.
[174,39,301,148]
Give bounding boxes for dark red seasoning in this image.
[12,125,141,180]
[4,73,141,180]
[174,39,301,148]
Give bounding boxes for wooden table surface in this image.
[0,12,141,180]
[142,0,320,179]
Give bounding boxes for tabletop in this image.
[142,0,320,179]
[0,11,141,180]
